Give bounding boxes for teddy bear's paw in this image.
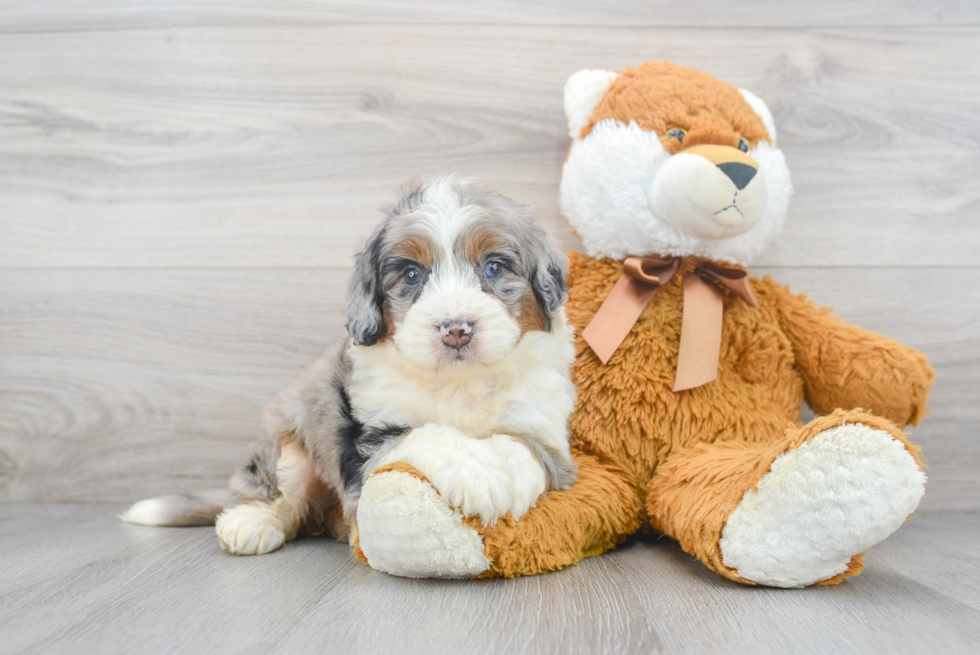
[719,422,926,588]
[356,467,491,579]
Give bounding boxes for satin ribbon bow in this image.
[581,256,759,391]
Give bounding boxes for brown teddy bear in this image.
[355,60,934,587]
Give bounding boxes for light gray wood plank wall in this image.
[2,0,979,30]
[1,2,978,508]
[2,27,979,268]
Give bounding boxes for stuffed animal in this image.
[354,60,935,587]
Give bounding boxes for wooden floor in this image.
[2,2,980,654]
[2,504,979,654]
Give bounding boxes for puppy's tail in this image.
[120,489,236,526]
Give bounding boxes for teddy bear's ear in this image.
[564,69,618,139]
[738,89,777,145]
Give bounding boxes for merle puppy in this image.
[123,176,578,557]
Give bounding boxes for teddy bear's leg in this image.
[355,452,642,578]
[647,409,926,588]
[474,452,643,577]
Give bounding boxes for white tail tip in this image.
[120,498,171,526]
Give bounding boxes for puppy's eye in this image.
[737,138,750,153]
[483,261,503,279]
[667,128,686,143]
[403,267,423,286]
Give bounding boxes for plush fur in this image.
[719,421,925,587]
[561,61,792,265]
[357,464,490,578]
[122,176,577,564]
[357,61,934,587]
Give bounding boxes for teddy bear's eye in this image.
[737,138,750,153]
[667,128,686,143]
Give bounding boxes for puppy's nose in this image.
[716,162,757,190]
[439,320,472,348]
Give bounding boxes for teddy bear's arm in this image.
[761,277,935,427]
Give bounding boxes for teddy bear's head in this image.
[560,60,792,265]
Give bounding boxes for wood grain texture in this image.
[1,503,978,654]
[1,4,977,652]
[1,26,979,268]
[2,0,978,31]
[2,267,977,509]
[0,269,344,502]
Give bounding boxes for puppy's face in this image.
[344,177,568,370]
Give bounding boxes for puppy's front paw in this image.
[216,503,286,555]
[382,424,546,525]
[432,447,515,525]
[478,434,549,520]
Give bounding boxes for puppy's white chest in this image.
[347,344,510,437]
[393,377,502,435]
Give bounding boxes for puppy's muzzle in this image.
[439,320,472,348]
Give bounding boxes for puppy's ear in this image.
[529,228,569,328]
[344,222,388,346]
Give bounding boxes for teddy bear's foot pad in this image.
[719,422,926,588]
[357,469,491,579]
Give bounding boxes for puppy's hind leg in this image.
[217,439,318,556]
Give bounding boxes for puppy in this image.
[122,176,578,556]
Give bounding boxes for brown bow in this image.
[581,256,759,391]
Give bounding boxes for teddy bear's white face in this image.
[559,67,793,266]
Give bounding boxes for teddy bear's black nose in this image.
[717,162,757,190]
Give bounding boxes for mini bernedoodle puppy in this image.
[123,176,578,558]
